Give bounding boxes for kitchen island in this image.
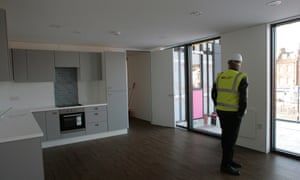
[0,110,44,180]
[0,102,128,180]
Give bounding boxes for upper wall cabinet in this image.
[27,50,55,82]
[79,52,102,81]
[12,49,27,81]
[12,49,55,82]
[0,9,11,81]
[54,51,80,67]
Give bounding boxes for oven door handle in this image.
[62,113,82,118]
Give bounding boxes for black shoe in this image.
[220,165,240,176]
[230,161,242,168]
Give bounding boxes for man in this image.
[211,53,248,176]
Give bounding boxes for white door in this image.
[151,49,175,127]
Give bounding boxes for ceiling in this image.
[0,0,299,50]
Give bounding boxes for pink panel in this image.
[193,90,203,119]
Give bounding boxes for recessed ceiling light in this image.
[266,0,282,6]
[110,31,121,36]
[189,11,203,16]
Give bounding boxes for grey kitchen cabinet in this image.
[45,110,60,140]
[104,52,127,91]
[107,91,128,131]
[32,111,47,142]
[0,137,44,180]
[104,51,128,131]
[79,52,102,81]
[12,49,27,81]
[12,49,55,82]
[54,51,80,67]
[0,9,11,81]
[85,106,108,134]
[27,50,55,82]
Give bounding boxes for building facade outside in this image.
[276,47,300,121]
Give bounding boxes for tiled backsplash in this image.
[54,68,79,106]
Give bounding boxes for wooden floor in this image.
[43,118,300,180]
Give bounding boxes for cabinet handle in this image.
[95,123,99,126]
[94,113,99,116]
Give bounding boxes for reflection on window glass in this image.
[273,20,300,156]
[174,46,186,127]
[192,44,202,89]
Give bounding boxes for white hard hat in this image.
[229,53,243,62]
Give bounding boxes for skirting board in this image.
[42,129,128,148]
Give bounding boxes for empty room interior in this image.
[0,0,300,179]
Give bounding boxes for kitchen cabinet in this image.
[107,91,128,131]
[85,106,107,134]
[12,49,55,82]
[27,50,55,82]
[79,52,102,81]
[0,9,11,81]
[32,111,47,142]
[104,52,127,91]
[0,137,44,180]
[104,51,128,131]
[54,51,80,67]
[12,49,27,81]
[0,111,44,180]
[45,110,60,140]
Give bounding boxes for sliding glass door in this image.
[272,19,300,156]
[189,40,221,135]
[174,46,187,128]
[174,38,221,136]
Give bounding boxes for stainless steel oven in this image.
[59,108,85,132]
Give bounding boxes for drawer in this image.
[84,106,107,112]
[86,121,108,134]
[85,111,107,123]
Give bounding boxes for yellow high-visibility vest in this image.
[216,70,247,112]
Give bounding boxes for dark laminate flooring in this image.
[43,118,300,180]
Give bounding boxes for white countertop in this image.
[0,110,43,144]
[0,103,107,144]
[32,103,107,112]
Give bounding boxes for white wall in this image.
[221,24,270,153]
[0,80,107,111]
[127,51,152,121]
[0,82,55,110]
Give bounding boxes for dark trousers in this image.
[217,110,242,167]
